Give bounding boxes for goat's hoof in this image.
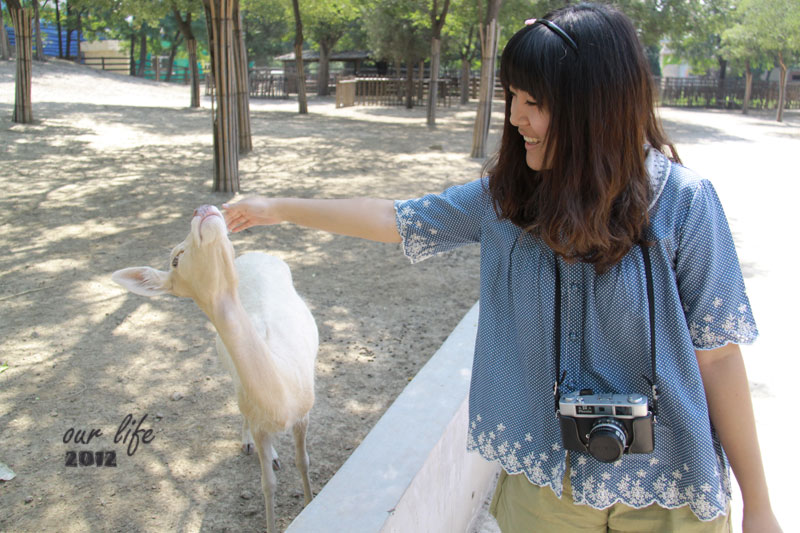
[241,443,254,455]
[272,458,282,471]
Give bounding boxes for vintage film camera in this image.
[558,389,654,463]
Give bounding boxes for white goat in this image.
[112,204,317,533]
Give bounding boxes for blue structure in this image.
[4,20,82,58]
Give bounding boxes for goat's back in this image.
[235,252,318,365]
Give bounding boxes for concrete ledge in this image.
[287,302,498,532]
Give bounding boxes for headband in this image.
[525,18,579,53]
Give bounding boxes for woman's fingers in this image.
[224,211,246,232]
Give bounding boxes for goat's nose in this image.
[193,205,212,218]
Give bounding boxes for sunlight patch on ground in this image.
[30,257,88,275]
[392,152,470,164]
[67,119,209,150]
[344,398,383,416]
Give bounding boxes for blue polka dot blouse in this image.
[393,149,757,521]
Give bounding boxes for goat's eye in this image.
[172,256,180,268]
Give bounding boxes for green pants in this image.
[490,468,731,533]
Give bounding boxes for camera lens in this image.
[587,418,627,463]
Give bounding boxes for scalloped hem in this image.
[470,446,731,523]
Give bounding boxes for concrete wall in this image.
[286,302,499,533]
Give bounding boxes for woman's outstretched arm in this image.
[223,197,402,243]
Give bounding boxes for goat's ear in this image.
[112,267,172,297]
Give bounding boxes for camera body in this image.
[558,389,654,463]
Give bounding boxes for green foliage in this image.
[241,0,292,64]
[439,0,480,65]
[24,0,798,76]
[721,16,770,76]
[305,0,359,49]
[363,0,430,65]
[735,0,800,60]
[663,0,737,76]
[719,0,800,79]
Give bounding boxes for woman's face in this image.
[509,86,551,171]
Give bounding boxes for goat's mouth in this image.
[194,207,227,231]
[199,211,222,225]
[192,206,228,244]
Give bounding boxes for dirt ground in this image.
[0,59,487,532]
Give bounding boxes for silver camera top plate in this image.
[559,391,649,419]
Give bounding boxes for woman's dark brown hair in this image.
[487,3,679,273]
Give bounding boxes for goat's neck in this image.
[205,293,288,413]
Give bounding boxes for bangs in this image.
[500,24,564,107]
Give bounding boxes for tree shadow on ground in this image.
[0,89,484,532]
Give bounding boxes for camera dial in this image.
[587,417,628,463]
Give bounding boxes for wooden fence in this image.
[248,68,289,98]
[81,56,129,75]
[656,77,800,110]
[81,56,201,84]
[205,69,288,99]
[334,76,456,108]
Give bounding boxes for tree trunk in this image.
[137,28,148,77]
[232,3,252,153]
[459,26,476,105]
[470,17,498,158]
[317,42,331,96]
[8,2,34,123]
[165,32,181,82]
[55,0,63,58]
[32,0,44,61]
[291,0,308,114]
[0,6,11,60]
[715,56,727,107]
[75,10,82,63]
[742,61,752,116]
[426,37,441,127]
[65,3,72,59]
[776,51,786,123]
[204,0,241,192]
[417,60,424,103]
[188,39,200,107]
[460,58,470,105]
[173,10,201,108]
[426,0,450,128]
[406,60,414,109]
[129,33,136,75]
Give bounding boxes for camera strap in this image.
[553,244,660,417]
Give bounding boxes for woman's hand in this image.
[223,197,282,233]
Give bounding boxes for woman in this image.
[223,4,781,531]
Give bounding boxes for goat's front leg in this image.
[254,429,278,533]
[241,417,255,455]
[292,414,313,505]
[241,417,281,469]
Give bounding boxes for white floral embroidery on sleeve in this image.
[689,298,757,348]
[396,205,436,263]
